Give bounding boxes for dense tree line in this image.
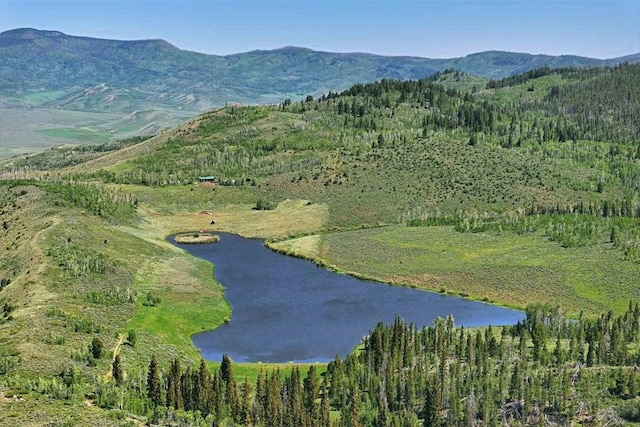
[80,303,640,425]
[486,67,555,89]
[291,63,640,151]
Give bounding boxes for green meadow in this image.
[37,127,113,144]
[272,225,640,315]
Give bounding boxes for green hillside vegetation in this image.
[5,64,640,312]
[2,64,640,424]
[3,28,637,158]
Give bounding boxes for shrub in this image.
[90,337,104,359]
[127,329,137,347]
[143,292,161,307]
[255,199,276,210]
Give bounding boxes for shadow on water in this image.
[172,232,524,363]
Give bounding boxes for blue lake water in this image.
[173,232,524,363]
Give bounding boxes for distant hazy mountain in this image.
[2,28,637,111]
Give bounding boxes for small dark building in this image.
[198,175,216,185]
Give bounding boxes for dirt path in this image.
[103,333,125,382]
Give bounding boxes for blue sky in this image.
[1,0,638,58]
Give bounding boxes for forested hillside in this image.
[128,305,640,426]
[58,64,640,240]
[3,28,637,159]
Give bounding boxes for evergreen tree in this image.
[112,354,123,386]
[166,358,183,410]
[628,367,639,398]
[147,355,163,407]
[343,387,361,427]
[196,358,213,416]
[90,337,103,359]
[423,374,444,427]
[319,381,331,427]
[221,354,240,422]
[239,377,253,426]
[303,365,320,416]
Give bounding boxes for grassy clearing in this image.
[272,225,640,316]
[230,362,327,386]
[126,255,230,360]
[126,191,329,241]
[269,234,324,258]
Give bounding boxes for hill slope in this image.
[37,64,637,315]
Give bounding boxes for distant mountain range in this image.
[2,28,638,111]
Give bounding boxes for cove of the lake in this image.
[173,232,525,363]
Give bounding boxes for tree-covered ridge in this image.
[52,303,640,426]
[80,64,640,184]
[328,63,640,146]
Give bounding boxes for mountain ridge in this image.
[4,28,637,61]
[3,27,638,106]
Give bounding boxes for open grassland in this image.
[125,254,229,360]
[122,184,329,241]
[0,108,123,158]
[271,225,640,316]
[37,127,112,144]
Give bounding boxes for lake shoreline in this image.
[172,232,524,364]
[265,239,525,313]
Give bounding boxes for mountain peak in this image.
[0,28,176,50]
[0,27,65,40]
[276,46,313,52]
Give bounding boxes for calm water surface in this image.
[174,232,524,363]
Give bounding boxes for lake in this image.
[173,232,524,363]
